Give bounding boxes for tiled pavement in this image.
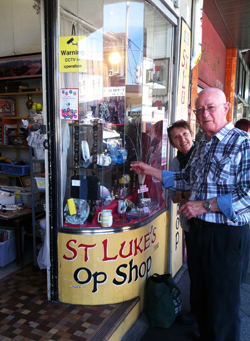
[0,264,119,341]
[3,247,250,341]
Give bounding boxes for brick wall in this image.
[188,64,199,138]
[224,48,237,122]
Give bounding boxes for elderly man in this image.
[130,88,250,341]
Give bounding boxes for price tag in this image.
[138,185,149,194]
[72,180,80,186]
[103,86,125,97]
[67,198,76,215]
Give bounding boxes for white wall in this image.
[179,0,192,27]
[0,0,41,57]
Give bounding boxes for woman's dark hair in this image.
[167,120,192,144]
[235,119,250,133]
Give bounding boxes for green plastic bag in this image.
[145,273,182,328]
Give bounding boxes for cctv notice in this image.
[60,36,87,73]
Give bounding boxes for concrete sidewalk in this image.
[123,252,250,341]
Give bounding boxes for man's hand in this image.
[130,161,150,175]
[130,161,163,182]
[178,198,219,219]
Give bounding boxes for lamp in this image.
[109,52,121,64]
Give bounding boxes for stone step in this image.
[88,297,140,341]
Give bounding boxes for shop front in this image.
[42,0,179,307]
[198,12,227,91]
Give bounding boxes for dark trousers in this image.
[184,230,194,313]
[188,219,249,341]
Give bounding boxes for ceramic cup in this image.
[117,200,128,214]
[90,154,111,166]
[102,155,111,166]
[97,209,113,227]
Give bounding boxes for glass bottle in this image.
[119,178,124,199]
[113,180,119,200]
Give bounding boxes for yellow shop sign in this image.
[59,36,86,73]
[58,212,168,306]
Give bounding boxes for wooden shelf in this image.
[0,117,30,120]
[0,91,42,96]
[0,145,28,148]
[69,123,97,127]
[0,86,42,159]
[0,173,29,178]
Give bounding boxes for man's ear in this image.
[224,102,230,115]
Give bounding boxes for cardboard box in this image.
[3,124,17,145]
[2,119,17,145]
[33,147,45,160]
[0,192,15,205]
[33,162,45,174]
[18,191,40,208]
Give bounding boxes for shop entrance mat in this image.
[0,263,139,340]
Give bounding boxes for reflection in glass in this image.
[59,1,173,229]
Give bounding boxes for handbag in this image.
[145,273,182,328]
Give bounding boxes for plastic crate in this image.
[1,164,30,176]
[0,231,25,267]
[35,177,45,189]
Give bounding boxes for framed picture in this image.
[0,96,16,117]
[20,175,38,189]
[0,53,42,80]
[153,58,170,93]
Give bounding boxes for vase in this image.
[26,94,33,110]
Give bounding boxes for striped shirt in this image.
[162,122,250,226]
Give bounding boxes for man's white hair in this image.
[195,88,226,106]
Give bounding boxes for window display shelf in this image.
[64,111,165,230]
[0,117,30,120]
[62,200,165,230]
[0,91,42,96]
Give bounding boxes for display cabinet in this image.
[63,115,166,229]
[57,0,172,231]
[57,0,173,306]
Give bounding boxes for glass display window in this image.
[58,0,173,229]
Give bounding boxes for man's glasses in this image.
[193,103,226,115]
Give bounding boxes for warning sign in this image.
[60,36,87,73]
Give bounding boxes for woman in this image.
[167,120,198,329]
